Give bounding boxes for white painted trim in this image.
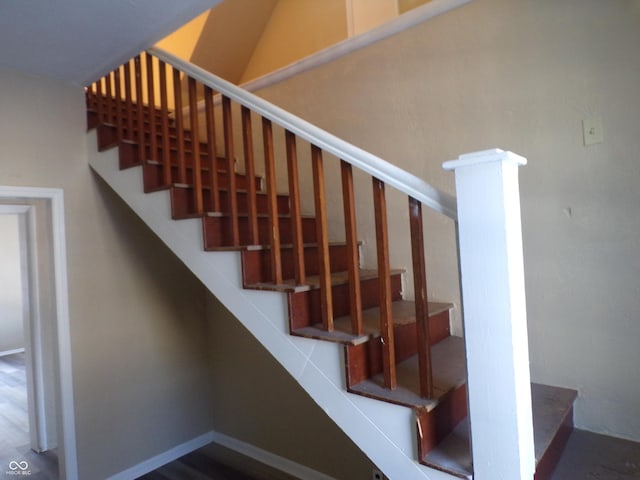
[211,431,338,480]
[0,348,26,357]
[0,204,30,214]
[443,148,527,170]
[106,431,216,480]
[0,186,78,480]
[146,43,458,220]
[105,430,338,480]
[443,150,534,480]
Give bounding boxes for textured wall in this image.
[251,0,640,441]
[0,68,214,479]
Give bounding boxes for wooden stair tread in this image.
[245,268,404,294]
[291,300,452,345]
[245,240,358,252]
[423,383,579,478]
[349,336,466,410]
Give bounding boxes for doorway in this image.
[0,187,77,479]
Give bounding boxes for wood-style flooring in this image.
[4,352,639,479]
[0,352,58,479]
[140,428,640,480]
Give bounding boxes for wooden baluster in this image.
[134,55,145,163]
[262,118,282,283]
[105,71,113,124]
[372,178,396,390]
[188,77,204,214]
[123,60,134,141]
[173,67,187,184]
[158,60,171,185]
[312,145,334,331]
[113,67,123,141]
[205,86,220,212]
[222,96,239,246]
[241,106,259,244]
[286,131,305,285]
[341,161,363,335]
[145,53,158,162]
[85,84,93,111]
[409,197,433,399]
[95,78,104,124]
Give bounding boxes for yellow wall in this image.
[239,0,348,83]
[156,10,211,61]
[398,0,432,14]
[348,0,398,36]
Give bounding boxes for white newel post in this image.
[443,149,534,480]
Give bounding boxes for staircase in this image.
[85,49,577,480]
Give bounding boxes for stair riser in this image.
[170,185,287,218]
[241,244,351,285]
[533,406,574,480]
[87,115,163,139]
[202,215,317,249]
[287,274,402,331]
[148,166,260,200]
[417,384,468,455]
[344,309,450,386]
[118,141,229,173]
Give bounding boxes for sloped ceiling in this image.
[189,0,279,84]
[0,0,221,86]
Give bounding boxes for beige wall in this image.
[0,68,213,479]
[206,294,376,479]
[251,0,640,441]
[240,0,348,83]
[0,67,374,478]
[0,214,24,353]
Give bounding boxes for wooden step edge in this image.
[422,383,579,479]
[243,268,405,293]
[290,326,370,345]
[349,335,466,410]
[204,211,315,220]
[244,240,360,252]
[291,300,451,346]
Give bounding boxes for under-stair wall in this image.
[87,130,457,480]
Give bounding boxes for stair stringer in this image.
[87,131,457,480]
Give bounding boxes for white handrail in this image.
[148,46,457,220]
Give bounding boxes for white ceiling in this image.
[0,0,221,86]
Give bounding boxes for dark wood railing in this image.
[85,49,458,398]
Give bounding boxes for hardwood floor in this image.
[4,351,638,479]
[550,429,640,480]
[137,444,301,480]
[0,352,58,479]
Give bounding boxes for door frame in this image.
[0,186,78,480]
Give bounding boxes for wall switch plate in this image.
[583,117,604,146]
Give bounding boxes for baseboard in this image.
[0,348,25,357]
[106,431,215,480]
[105,430,335,480]
[211,431,337,480]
